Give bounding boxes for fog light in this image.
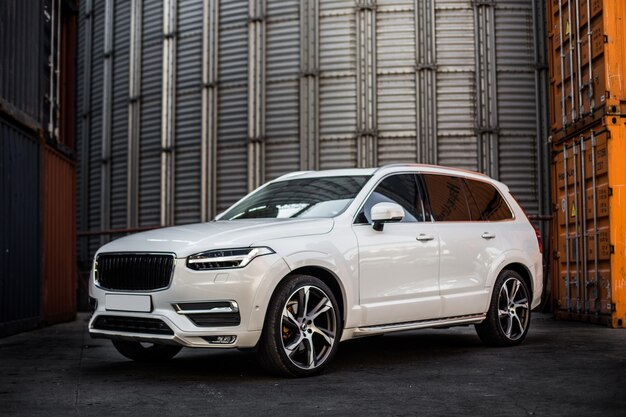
[202,335,237,345]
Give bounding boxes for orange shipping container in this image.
[42,145,77,324]
[547,0,626,140]
[551,114,626,327]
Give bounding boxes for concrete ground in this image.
[0,313,624,416]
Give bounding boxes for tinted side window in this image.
[464,179,513,221]
[356,174,424,223]
[421,174,471,222]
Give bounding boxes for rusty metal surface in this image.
[42,145,77,324]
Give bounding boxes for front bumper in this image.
[88,253,290,348]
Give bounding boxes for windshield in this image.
[219,176,371,220]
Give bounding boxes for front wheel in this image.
[475,270,531,346]
[112,340,182,362]
[257,275,342,377]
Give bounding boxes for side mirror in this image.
[370,202,404,231]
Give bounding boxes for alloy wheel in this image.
[497,276,530,341]
[280,285,337,370]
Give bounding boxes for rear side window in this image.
[464,179,513,221]
[421,174,471,222]
[356,174,425,223]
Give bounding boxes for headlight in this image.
[186,247,274,270]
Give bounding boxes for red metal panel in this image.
[42,145,76,323]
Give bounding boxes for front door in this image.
[353,174,441,326]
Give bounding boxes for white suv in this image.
[89,164,543,376]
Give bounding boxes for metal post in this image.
[247,0,265,191]
[590,131,599,313]
[127,0,142,228]
[101,0,114,244]
[80,0,94,265]
[356,0,377,168]
[300,0,319,170]
[49,0,56,139]
[415,0,437,165]
[572,142,580,313]
[161,0,177,226]
[575,0,584,116]
[55,0,62,140]
[557,0,567,126]
[563,145,570,311]
[586,0,594,113]
[473,1,483,172]
[473,0,498,177]
[580,136,588,314]
[567,0,577,121]
[201,0,219,222]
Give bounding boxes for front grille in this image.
[93,315,174,335]
[96,253,174,291]
[186,313,241,327]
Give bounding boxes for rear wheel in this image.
[112,340,182,362]
[475,270,531,346]
[257,275,342,377]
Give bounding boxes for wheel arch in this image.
[501,262,534,295]
[286,266,346,325]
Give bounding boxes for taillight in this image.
[534,227,543,254]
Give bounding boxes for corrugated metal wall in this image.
[77,0,550,264]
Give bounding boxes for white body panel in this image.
[89,164,543,348]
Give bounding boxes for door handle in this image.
[416,234,435,241]
[481,232,496,240]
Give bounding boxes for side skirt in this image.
[348,314,486,338]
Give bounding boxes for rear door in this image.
[420,174,510,317]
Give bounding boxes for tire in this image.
[257,275,342,377]
[111,340,182,362]
[475,270,531,347]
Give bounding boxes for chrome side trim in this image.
[354,314,486,336]
[173,301,239,315]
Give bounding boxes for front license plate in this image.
[105,294,152,312]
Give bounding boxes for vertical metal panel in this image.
[89,0,105,256]
[139,0,162,226]
[201,0,219,221]
[111,0,130,230]
[376,0,417,165]
[299,0,319,171]
[77,0,92,267]
[319,0,357,169]
[265,0,300,180]
[0,0,42,121]
[247,0,266,190]
[217,0,248,212]
[127,0,142,227]
[101,0,114,240]
[434,0,476,171]
[355,0,378,168]
[174,0,203,225]
[0,120,41,335]
[42,145,76,323]
[495,0,539,214]
[161,0,178,226]
[415,0,437,163]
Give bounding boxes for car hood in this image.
[96,218,335,258]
